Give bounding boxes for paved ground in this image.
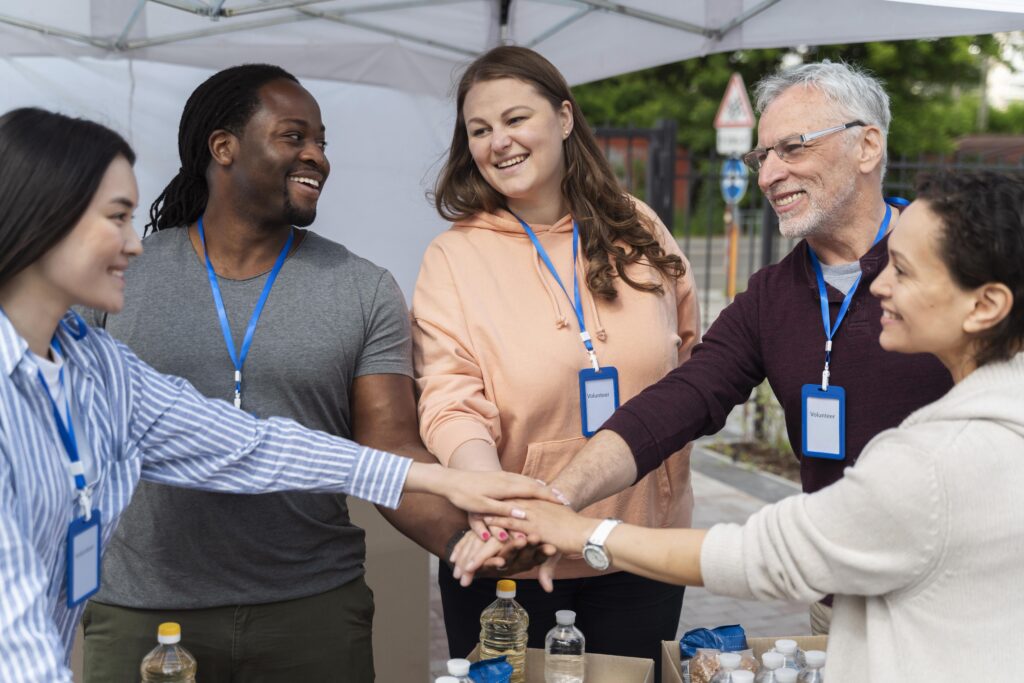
[427,445,811,680]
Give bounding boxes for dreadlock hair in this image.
[434,46,684,301]
[147,64,299,233]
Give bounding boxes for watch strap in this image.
[587,518,622,548]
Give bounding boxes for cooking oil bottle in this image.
[479,579,529,683]
[140,622,197,682]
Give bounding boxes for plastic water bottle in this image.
[544,609,585,683]
[140,622,197,682]
[480,579,529,683]
[755,651,787,682]
[435,677,459,683]
[774,668,798,683]
[733,672,755,683]
[710,652,743,682]
[772,639,806,670]
[797,650,826,682]
[446,658,474,682]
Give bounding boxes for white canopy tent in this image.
[2,1,1024,293]
[2,1,1024,95]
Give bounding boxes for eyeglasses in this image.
[741,121,865,172]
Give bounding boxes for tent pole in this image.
[0,13,110,48]
[115,0,149,49]
[715,0,784,38]
[227,0,466,18]
[525,6,593,47]
[573,0,711,37]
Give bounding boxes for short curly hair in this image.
[915,170,1024,367]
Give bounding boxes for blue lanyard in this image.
[515,215,600,371]
[197,215,294,408]
[808,198,906,390]
[34,337,92,520]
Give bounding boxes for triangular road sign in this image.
[714,73,755,129]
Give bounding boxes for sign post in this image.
[714,73,755,300]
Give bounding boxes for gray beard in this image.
[778,182,860,241]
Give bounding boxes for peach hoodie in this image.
[412,200,700,579]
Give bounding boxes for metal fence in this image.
[596,122,1024,328]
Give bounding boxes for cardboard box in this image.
[468,645,654,683]
[660,636,828,683]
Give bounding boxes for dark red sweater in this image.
[604,234,953,494]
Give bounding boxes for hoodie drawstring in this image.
[575,247,607,342]
[532,246,570,329]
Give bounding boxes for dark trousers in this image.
[82,576,375,683]
[438,563,684,680]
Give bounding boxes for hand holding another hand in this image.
[447,528,557,586]
[485,498,601,556]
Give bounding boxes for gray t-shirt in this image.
[86,228,412,608]
[821,260,863,296]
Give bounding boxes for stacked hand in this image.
[447,488,599,591]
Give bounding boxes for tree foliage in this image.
[573,35,1023,157]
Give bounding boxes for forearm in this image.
[371,439,468,558]
[605,524,707,586]
[549,430,637,510]
[448,439,502,472]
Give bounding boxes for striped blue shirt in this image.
[0,310,411,682]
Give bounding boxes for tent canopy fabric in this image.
[2,0,1024,95]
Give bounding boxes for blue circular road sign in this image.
[721,157,748,205]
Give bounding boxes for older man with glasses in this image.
[469,60,955,636]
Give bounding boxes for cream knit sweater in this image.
[701,352,1024,682]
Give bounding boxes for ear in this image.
[964,282,1014,335]
[208,129,238,168]
[857,125,885,175]
[558,100,573,139]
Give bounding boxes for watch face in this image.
[583,545,609,571]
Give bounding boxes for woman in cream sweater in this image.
[487,170,1024,682]
[411,46,700,668]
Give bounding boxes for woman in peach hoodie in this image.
[412,46,700,669]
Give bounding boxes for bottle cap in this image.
[804,650,826,668]
[774,638,798,654]
[731,672,754,683]
[774,669,798,683]
[761,651,785,670]
[496,579,517,598]
[447,658,471,676]
[718,652,741,669]
[157,622,181,645]
[435,677,459,683]
[555,610,576,626]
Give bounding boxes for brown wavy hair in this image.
[434,46,684,300]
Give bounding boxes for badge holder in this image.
[801,383,846,460]
[66,509,101,608]
[579,366,619,437]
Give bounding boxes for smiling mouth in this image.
[772,190,805,207]
[289,176,322,190]
[881,308,903,321]
[495,154,528,169]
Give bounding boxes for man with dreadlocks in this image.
[79,64,538,682]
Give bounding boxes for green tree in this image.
[574,35,1017,157]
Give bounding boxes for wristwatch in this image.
[582,518,622,571]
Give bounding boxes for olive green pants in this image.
[82,576,375,683]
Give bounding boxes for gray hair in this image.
[754,60,891,176]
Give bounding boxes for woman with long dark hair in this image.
[412,46,700,670]
[0,107,551,683]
